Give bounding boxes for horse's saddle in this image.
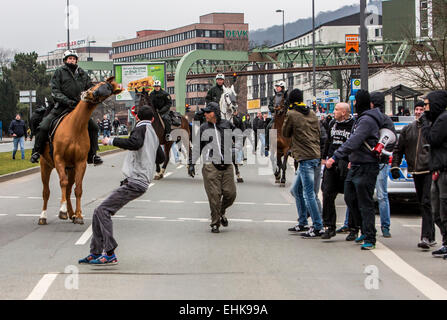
[49,111,70,142]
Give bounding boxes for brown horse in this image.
[271,104,291,187]
[38,77,122,225]
[136,89,191,180]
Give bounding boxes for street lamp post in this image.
[276,9,285,81]
[312,0,316,106]
[360,0,369,90]
[67,0,70,50]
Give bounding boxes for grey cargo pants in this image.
[90,180,147,255]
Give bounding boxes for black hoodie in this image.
[423,90,447,171]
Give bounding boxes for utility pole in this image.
[67,0,70,50]
[312,0,316,103]
[360,0,368,90]
[276,9,285,81]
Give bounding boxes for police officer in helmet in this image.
[30,50,102,165]
[265,80,288,154]
[149,80,172,140]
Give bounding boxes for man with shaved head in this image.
[320,102,355,239]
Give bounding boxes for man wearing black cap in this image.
[327,89,389,250]
[421,90,447,258]
[188,102,238,234]
[392,101,437,250]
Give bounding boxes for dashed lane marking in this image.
[26,273,59,300]
[135,216,166,220]
[264,220,296,223]
[373,241,447,300]
[0,196,19,199]
[0,214,8,217]
[160,200,185,204]
[16,214,41,217]
[75,225,93,246]
[264,203,291,206]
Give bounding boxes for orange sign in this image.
[345,34,359,53]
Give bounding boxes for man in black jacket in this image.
[392,101,438,250]
[320,103,354,239]
[149,80,172,139]
[188,102,239,233]
[8,114,28,160]
[327,90,388,250]
[421,90,447,257]
[30,50,101,165]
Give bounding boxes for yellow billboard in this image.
[247,99,261,110]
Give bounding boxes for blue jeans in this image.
[290,159,323,230]
[376,164,391,229]
[103,130,111,138]
[343,208,349,227]
[13,136,25,159]
[171,143,180,163]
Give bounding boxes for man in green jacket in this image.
[30,50,102,165]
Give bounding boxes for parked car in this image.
[118,125,128,135]
[385,116,417,204]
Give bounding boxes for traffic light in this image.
[233,72,237,82]
[185,104,191,112]
[312,101,317,111]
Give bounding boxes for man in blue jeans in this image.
[8,114,27,160]
[370,91,396,238]
[283,89,323,238]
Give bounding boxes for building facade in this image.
[112,13,249,113]
[246,12,383,115]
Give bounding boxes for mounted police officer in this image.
[265,80,288,154]
[205,73,226,105]
[30,50,102,165]
[149,80,172,140]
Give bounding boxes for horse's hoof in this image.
[73,217,84,225]
[280,183,286,188]
[38,218,47,225]
[154,175,162,181]
[237,178,244,183]
[275,180,280,184]
[58,212,68,220]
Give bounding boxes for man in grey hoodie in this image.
[326,90,388,250]
[78,106,164,266]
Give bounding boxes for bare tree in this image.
[398,0,447,91]
[0,48,16,66]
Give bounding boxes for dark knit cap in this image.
[288,89,304,104]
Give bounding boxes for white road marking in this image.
[113,215,127,218]
[177,165,184,170]
[160,200,184,204]
[372,241,447,300]
[264,220,297,223]
[26,273,59,300]
[264,203,291,206]
[194,201,209,204]
[234,202,256,205]
[0,214,8,217]
[135,200,152,203]
[0,196,19,199]
[148,183,155,189]
[135,216,166,220]
[27,197,43,200]
[164,172,173,178]
[178,218,209,222]
[403,225,421,228]
[16,214,41,217]
[75,225,92,246]
[228,219,253,222]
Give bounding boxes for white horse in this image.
[219,84,238,121]
[218,84,245,183]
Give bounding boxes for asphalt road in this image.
[0,151,446,300]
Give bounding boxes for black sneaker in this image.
[288,225,309,232]
[301,227,322,239]
[336,225,349,234]
[321,228,336,240]
[211,225,220,233]
[30,152,40,163]
[346,230,358,241]
[432,246,447,257]
[221,216,228,227]
[418,238,431,250]
[88,154,103,165]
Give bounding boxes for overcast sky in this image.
[2,0,360,55]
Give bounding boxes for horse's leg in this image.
[66,168,75,220]
[280,151,289,187]
[161,142,173,177]
[275,152,282,183]
[234,163,244,183]
[72,162,87,225]
[54,160,69,221]
[38,161,52,225]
